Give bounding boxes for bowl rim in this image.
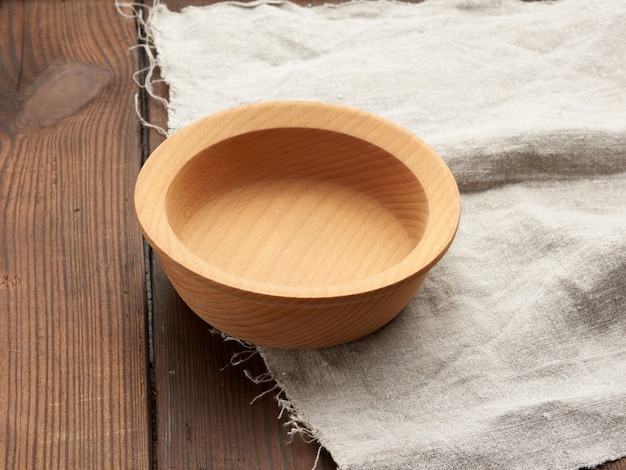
[135,101,460,300]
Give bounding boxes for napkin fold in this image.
[145,1,626,468]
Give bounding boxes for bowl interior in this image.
[166,127,428,288]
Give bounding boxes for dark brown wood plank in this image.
[0,1,150,468]
[600,461,626,470]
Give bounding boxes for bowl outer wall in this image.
[157,246,431,349]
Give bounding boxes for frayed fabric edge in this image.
[209,329,330,470]
[115,0,169,137]
[115,0,297,139]
[114,0,369,139]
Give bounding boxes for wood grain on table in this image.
[0,0,623,468]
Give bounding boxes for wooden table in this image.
[0,1,623,468]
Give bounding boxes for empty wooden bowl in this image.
[134,101,460,349]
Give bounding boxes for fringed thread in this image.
[211,328,327,469]
[115,0,169,136]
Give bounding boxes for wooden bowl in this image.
[134,101,460,349]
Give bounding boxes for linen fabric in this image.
[146,1,626,468]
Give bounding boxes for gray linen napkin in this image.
[145,0,626,468]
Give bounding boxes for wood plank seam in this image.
[135,4,159,469]
[116,1,160,467]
